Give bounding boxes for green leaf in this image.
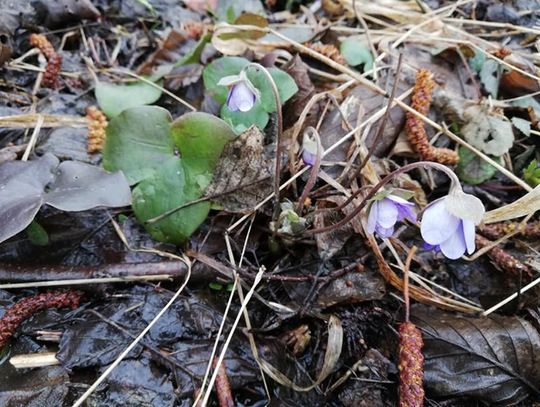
[479,59,500,98]
[171,112,236,182]
[203,56,249,103]
[456,146,499,185]
[203,56,298,111]
[220,102,269,134]
[524,159,540,186]
[209,282,224,290]
[175,33,211,67]
[103,106,174,185]
[340,38,374,72]
[95,80,163,118]
[250,67,298,112]
[26,220,49,246]
[132,158,211,245]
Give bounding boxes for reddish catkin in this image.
[476,235,532,277]
[213,357,234,407]
[399,321,425,407]
[42,53,62,89]
[86,106,108,153]
[0,290,83,348]
[29,33,62,89]
[479,220,540,240]
[406,70,459,165]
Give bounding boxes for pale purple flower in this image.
[302,131,318,166]
[420,197,475,259]
[218,71,259,113]
[367,194,417,238]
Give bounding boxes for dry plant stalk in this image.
[476,235,532,277]
[479,220,540,240]
[307,43,345,65]
[86,106,108,153]
[29,33,63,89]
[0,291,83,348]
[406,70,458,165]
[212,356,234,407]
[399,246,424,407]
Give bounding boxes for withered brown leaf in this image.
[204,126,274,214]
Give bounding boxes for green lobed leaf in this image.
[220,101,269,134]
[524,159,540,186]
[26,220,49,246]
[103,106,174,185]
[203,56,298,112]
[340,38,374,72]
[95,80,163,118]
[456,146,499,185]
[171,112,236,182]
[132,158,211,245]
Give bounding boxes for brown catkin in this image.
[476,235,532,277]
[29,33,62,89]
[0,291,83,348]
[479,220,540,240]
[29,34,56,59]
[406,70,459,165]
[399,321,424,407]
[86,106,108,153]
[308,42,346,65]
[213,357,234,407]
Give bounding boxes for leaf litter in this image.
[1,0,540,406]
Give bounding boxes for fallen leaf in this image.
[204,126,274,213]
[461,105,514,156]
[282,55,316,124]
[456,146,499,185]
[414,308,540,405]
[480,59,500,98]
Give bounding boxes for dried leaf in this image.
[479,59,500,98]
[414,308,540,405]
[314,196,355,260]
[483,184,540,224]
[204,126,273,213]
[259,315,343,392]
[461,105,514,156]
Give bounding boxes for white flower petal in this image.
[377,198,398,228]
[463,219,476,254]
[421,198,460,245]
[217,75,241,86]
[386,194,413,205]
[367,201,378,234]
[439,223,467,259]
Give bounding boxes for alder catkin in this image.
[86,106,108,153]
[399,321,424,407]
[406,69,459,165]
[479,220,540,240]
[29,33,62,89]
[0,291,83,348]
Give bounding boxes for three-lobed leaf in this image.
[103,106,174,185]
[95,80,163,118]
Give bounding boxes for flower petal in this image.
[386,194,413,205]
[376,224,395,238]
[218,75,241,86]
[228,81,256,112]
[367,201,378,234]
[377,198,398,228]
[463,219,476,254]
[420,198,460,245]
[439,222,467,259]
[396,203,417,223]
[302,150,316,166]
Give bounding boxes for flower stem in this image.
[305,161,461,235]
[244,63,283,218]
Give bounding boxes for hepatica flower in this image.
[218,71,259,113]
[302,130,319,166]
[367,194,417,238]
[421,191,485,259]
